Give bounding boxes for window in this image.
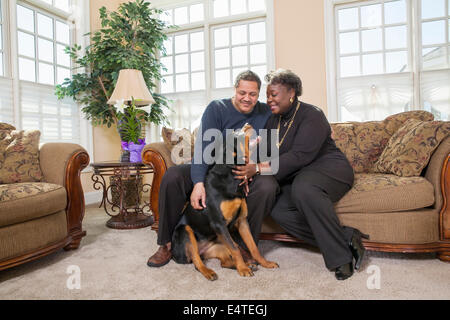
[328,0,449,122]
[153,0,274,141]
[0,1,91,151]
[0,0,4,77]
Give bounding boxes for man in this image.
[147,71,279,267]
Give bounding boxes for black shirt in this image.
[264,100,354,186]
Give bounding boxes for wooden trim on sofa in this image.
[142,148,168,230]
[0,150,90,271]
[440,154,450,241]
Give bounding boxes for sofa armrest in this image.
[142,142,175,224]
[39,143,90,246]
[424,137,450,240]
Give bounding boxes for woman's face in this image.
[266,83,295,115]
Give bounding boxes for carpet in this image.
[0,206,449,300]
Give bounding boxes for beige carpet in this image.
[0,205,449,300]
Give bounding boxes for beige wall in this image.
[273,0,328,114]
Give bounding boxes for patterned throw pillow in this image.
[372,119,450,177]
[0,129,44,184]
[161,127,194,165]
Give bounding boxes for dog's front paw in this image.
[261,260,279,269]
[201,267,218,281]
[237,266,254,277]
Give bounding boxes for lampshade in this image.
[107,69,155,106]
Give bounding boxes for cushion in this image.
[331,111,434,173]
[0,129,44,184]
[334,173,435,213]
[0,182,67,227]
[372,119,450,177]
[161,127,194,165]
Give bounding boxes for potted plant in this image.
[55,0,172,135]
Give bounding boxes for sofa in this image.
[142,111,450,262]
[0,123,89,271]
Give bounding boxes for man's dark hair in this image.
[234,70,262,90]
[265,69,303,96]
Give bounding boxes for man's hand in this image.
[190,182,206,210]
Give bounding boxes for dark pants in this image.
[270,169,354,270]
[157,164,279,246]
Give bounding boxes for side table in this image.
[91,161,154,229]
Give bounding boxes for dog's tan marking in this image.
[220,198,243,223]
[185,225,218,281]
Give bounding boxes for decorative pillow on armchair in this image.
[0,129,44,184]
[161,127,194,165]
[372,119,450,177]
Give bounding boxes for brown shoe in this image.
[147,244,172,267]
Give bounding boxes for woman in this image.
[233,69,368,280]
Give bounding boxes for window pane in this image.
[19,58,36,81]
[421,0,445,19]
[361,4,382,27]
[338,8,358,30]
[0,25,3,50]
[191,52,204,71]
[384,0,406,24]
[190,32,204,51]
[163,37,173,56]
[232,25,247,45]
[216,69,231,88]
[422,20,446,45]
[191,72,205,90]
[38,62,54,85]
[250,65,267,83]
[230,0,247,15]
[55,0,70,12]
[41,0,52,5]
[175,54,189,73]
[57,44,70,67]
[249,22,266,42]
[385,26,407,49]
[176,74,189,92]
[362,28,382,52]
[362,53,383,75]
[214,0,229,18]
[248,0,265,12]
[174,34,188,53]
[38,38,54,62]
[386,51,408,72]
[161,75,174,93]
[0,54,3,77]
[250,44,266,64]
[37,13,53,39]
[232,67,247,82]
[174,6,188,25]
[422,47,447,69]
[339,32,359,54]
[215,48,230,68]
[232,46,248,66]
[214,28,229,48]
[340,56,360,77]
[160,56,173,75]
[17,5,35,32]
[57,67,70,84]
[190,4,204,23]
[161,10,173,25]
[18,32,35,58]
[56,21,70,44]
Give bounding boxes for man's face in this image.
[233,80,260,114]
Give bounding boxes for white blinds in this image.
[337,73,413,122]
[20,81,80,143]
[421,69,450,120]
[0,77,14,124]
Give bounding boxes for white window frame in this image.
[0,0,93,161]
[325,0,450,122]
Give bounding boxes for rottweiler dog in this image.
[171,123,279,281]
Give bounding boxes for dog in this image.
[171,123,279,280]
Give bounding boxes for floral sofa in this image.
[142,111,450,262]
[0,123,89,270]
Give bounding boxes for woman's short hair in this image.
[265,69,303,97]
[234,70,262,90]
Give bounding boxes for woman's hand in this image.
[232,163,257,181]
[190,182,206,210]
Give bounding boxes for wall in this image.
[273,0,328,114]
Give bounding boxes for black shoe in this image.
[335,262,354,280]
[349,229,370,271]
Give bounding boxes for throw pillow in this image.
[0,129,44,184]
[372,119,450,177]
[161,127,193,165]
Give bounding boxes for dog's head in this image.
[224,123,257,166]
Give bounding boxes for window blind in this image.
[0,77,14,124]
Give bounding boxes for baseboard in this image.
[84,191,102,205]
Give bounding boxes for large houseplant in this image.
[55,0,172,130]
